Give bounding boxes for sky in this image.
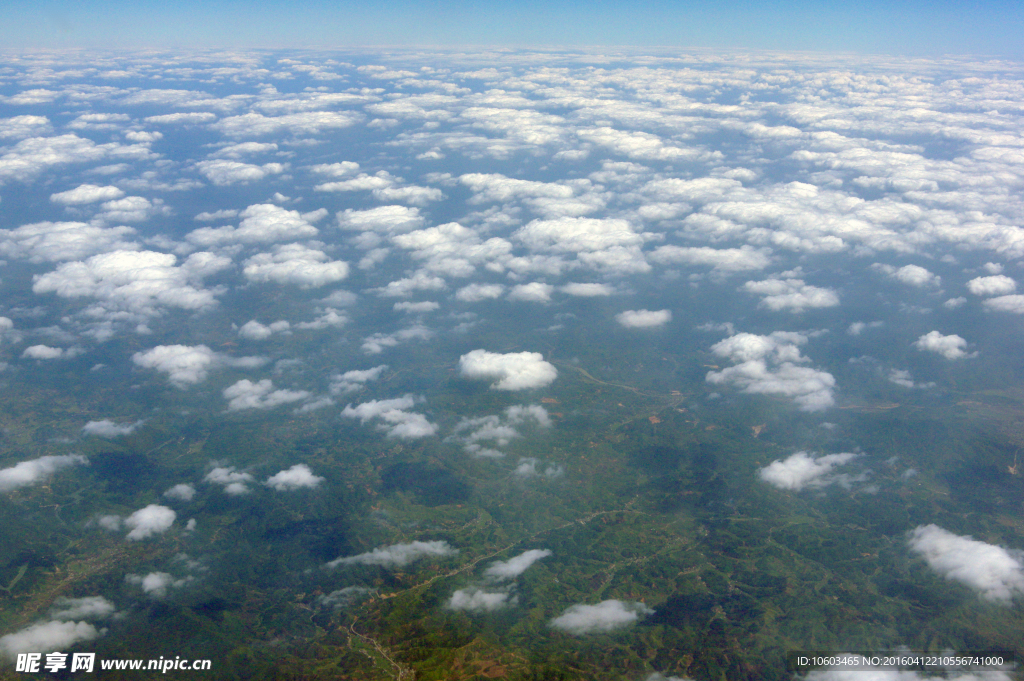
[3,0,1023,57]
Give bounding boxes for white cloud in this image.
[33,250,228,318]
[514,457,564,479]
[243,243,349,288]
[82,419,144,438]
[196,159,285,186]
[448,588,516,613]
[649,245,771,272]
[550,599,653,635]
[706,332,835,411]
[459,350,557,391]
[265,463,324,491]
[394,301,439,313]
[49,597,115,621]
[188,203,318,247]
[212,111,360,138]
[742,278,840,312]
[163,483,196,501]
[21,344,74,360]
[330,364,388,394]
[913,331,976,359]
[560,282,614,297]
[508,282,554,303]
[483,549,552,581]
[50,184,124,205]
[0,454,88,493]
[373,271,446,298]
[205,466,254,495]
[616,309,671,328]
[888,264,941,288]
[967,275,1016,296]
[327,540,457,568]
[758,451,862,491]
[0,221,138,263]
[361,324,434,354]
[337,205,424,233]
[456,283,505,302]
[238,319,290,340]
[908,524,1024,603]
[341,395,437,439]
[123,504,176,541]
[0,621,101,658]
[222,379,310,411]
[132,345,265,387]
[126,572,191,598]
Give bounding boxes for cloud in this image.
[742,278,840,312]
[967,275,1016,296]
[337,205,424,234]
[508,282,554,303]
[238,319,290,340]
[82,419,144,437]
[758,451,863,491]
[451,404,550,456]
[648,245,771,272]
[913,331,976,359]
[123,504,176,541]
[126,572,191,598]
[706,332,835,411]
[48,597,115,621]
[887,369,935,389]
[394,301,439,313]
[205,466,254,495]
[448,588,516,613]
[0,454,88,493]
[327,540,457,568]
[882,264,942,288]
[456,283,505,302]
[514,458,564,478]
[616,309,671,328]
[983,294,1024,313]
[483,549,552,581]
[132,345,265,387]
[265,464,324,491]
[459,350,557,391]
[187,203,319,247]
[22,344,79,360]
[373,271,446,298]
[163,483,196,502]
[550,600,653,634]
[243,244,349,288]
[0,621,101,658]
[50,184,124,205]
[908,524,1024,603]
[361,324,434,354]
[196,159,285,185]
[222,379,310,411]
[341,395,438,438]
[0,221,139,263]
[33,250,230,318]
[330,364,388,395]
[212,111,360,138]
[561,282,614,297]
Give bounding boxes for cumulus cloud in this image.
[0,221,139,263]
[451,404,550,457]
[361,324,433,354]
[238,319,290,340]
[32,250,229,318]
[758,451,863,491]
[163,483,196,501]
[560,282,614,297]
[22,344,78,360]
[448,588,516,613]
[459,350,557,391]
[50,184,124,205]
[337,205,424,234]
[222,379,310,411]
[82,419,144,438]
[126,572,191,598]
[616,309,671,328]
[514,457,564,479]
[330,364,388,395]
[967,275,1016,296]
[908,524,1024,603]
[0,454,88,493]
[243,243,349,288]
[550,600,653,634]
[456,283,505,302]
[342,395,438,439]
[327,540,457,568]
[187,203,318,247]
[649,245,771,272]
[483,549,552,581]
[742,278,840,312]
[205,466,254,495]
[508,282,554,303]
[196,159,285,185]
[706,332,835,411]
[913,331,976,359]
[123,504,176,541]
[265,464,324,491]
[0,621,101,658]
[132,345,265,387]
[48,597,115,621]
[876,264,942,288]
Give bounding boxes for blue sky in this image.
[6,0,1024,57]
